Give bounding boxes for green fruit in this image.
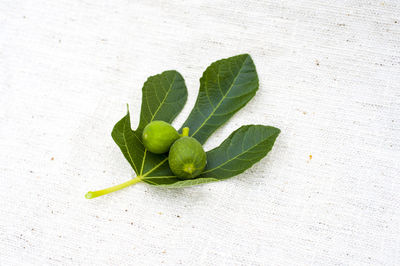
[168,137,207,179]
[142,121,180,154]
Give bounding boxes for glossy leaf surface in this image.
[181,54,259,144]
[142,125,280,187]
[110,55,278,188]
[137,70,187,133]
[112,70,187,178]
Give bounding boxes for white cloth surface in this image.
[1,0,400,265]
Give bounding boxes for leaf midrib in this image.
[142,157,169,177]
[191,56,249,138]
[201,134,272,174]
[148,73,178,123]
[139,73,177,175]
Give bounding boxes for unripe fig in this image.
[142,121,180,154]
[168,136,207,179]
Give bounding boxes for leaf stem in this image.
[181,127,189,137]
[87,126,190,199]
[85,177,142,199]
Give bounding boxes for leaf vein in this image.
[191,57,248,138]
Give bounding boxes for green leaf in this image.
[111,109,144,175]
[86,55,280,199]
[111,110,174,177]
[200,125,280,179]
[137,70,187,133]
[142,125,280,188]
[181,54,259,144]
[111,70,187,177]
[111,57,274,187]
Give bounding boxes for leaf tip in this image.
[238,53,252,61]
[267,126,281,140]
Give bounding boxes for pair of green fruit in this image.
[142,121,206,179]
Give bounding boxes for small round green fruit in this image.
[168,137,207,179]
[142,121,180,154]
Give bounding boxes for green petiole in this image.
[85,177,142,199]
[85,127,190,199]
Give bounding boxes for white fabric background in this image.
[1,0,399,265]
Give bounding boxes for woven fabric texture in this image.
[1,1,399,265]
